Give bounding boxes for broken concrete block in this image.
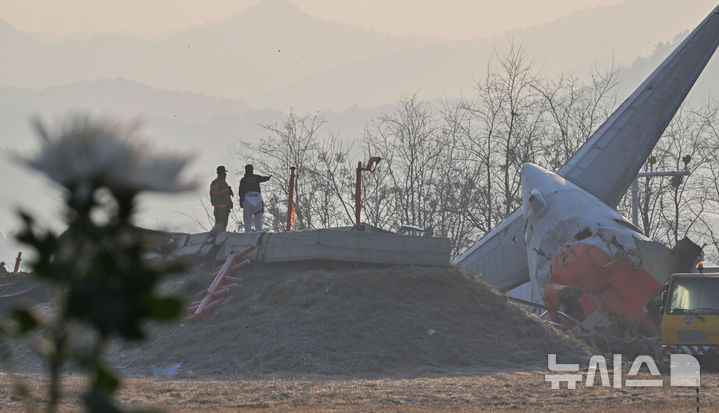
[142,251,164,268]
[186,233,211,246]
[214,232,263,260]
[171,235,189,248]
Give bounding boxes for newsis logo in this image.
[545,354,700,389]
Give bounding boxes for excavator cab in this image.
[661,273,719,364]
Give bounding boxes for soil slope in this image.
[112,262,588,379]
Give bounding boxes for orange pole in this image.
[13,252,21,273]
[355,162,363,227]
[286,167,296,231]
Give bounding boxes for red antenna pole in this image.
[355,162,362,227]
[285,166,296,231]
[13,251,21,273]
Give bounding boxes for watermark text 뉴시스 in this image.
[545,354,700,389]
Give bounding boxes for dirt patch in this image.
[108,262,588,379]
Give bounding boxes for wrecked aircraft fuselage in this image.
[521,163,700,337]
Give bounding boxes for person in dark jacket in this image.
[209,165,233,233]
[238,164,271,232]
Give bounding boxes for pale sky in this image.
[1,0,623,40]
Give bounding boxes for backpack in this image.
[244,191,263,214]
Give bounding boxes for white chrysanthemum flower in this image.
[25,116,196,200]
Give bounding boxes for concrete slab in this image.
[187,232,211,245]
[172,235,189,247]
[212,232,231,245]
[199,244,216,256]
[142,251,164,267]
[165,228,449,267]
[214,232,263,261]
[256,229,449,266]
[167,243,205,260]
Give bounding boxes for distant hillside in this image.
[0,0,715,111]
[2,0,718,239]
[617,29,719,103]
[0,79,253,123]
[0,79,386,236]
[0,0,432,110]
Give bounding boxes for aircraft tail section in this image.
[560,5,719,207]
[456,6,719,292]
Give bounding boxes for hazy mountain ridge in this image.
[2,23,715,240]
[0,0,436,107]
[498,0,716,69]
[0,76,387,240]
[0,0,716,110]
[2,0,719,241]
[0,79,252,123]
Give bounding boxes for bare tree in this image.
[617,100,718,253]
[696,99,719,260]
[223,42,719,267]
[534,65,619,169]
[306,134,355,228]
[363,95,444,230]
[240,111,325,230]
[435,99,482,255]
[461,77,503,233]
[655,107,710,244]
[485,42,544,217]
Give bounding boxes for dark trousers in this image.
[212,208,230,233]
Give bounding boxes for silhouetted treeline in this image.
[240,44,719,261]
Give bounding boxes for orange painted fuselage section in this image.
[542,242,662,334]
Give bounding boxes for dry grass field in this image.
[4,264,715,411]
[2,371,718,412]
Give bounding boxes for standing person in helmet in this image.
[209,165,233,233]
[238,164,271,232]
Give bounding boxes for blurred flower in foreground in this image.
[25,116,196,200]
[7,114,196,412]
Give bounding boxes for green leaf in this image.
[11,308,40,334]
[94,364,119,392]
[146,297,182,321]
[83,389,122,413]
